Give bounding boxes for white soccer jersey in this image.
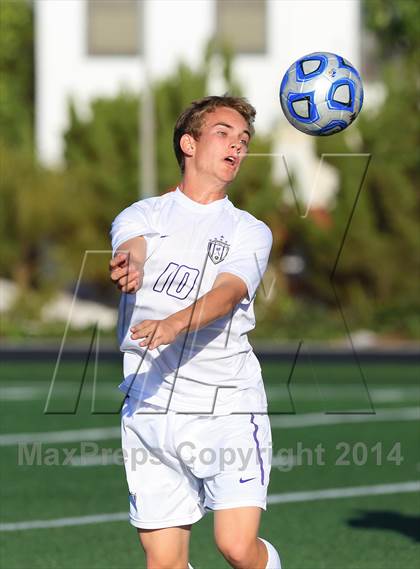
[111,188,272,414]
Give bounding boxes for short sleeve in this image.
[110,201,158,255]
[217,220,273,303]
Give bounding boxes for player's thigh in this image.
[201,412,272,511]
[122,398,205,529]
[138,524,191,568]
[213,506,262,555]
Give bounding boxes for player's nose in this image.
[230,141,241,153]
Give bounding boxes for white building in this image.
[35,0,360,205]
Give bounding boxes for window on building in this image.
[216,0,267,54]
[87,0,141,56]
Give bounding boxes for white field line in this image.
[0,480,418,532]
[1,407,418,447]
[266,385,420,403]
[266,480,420,505]
[269,406,419,428]
[70,454,121,467]
[0,385,119,401]
[0,427,120,447]
[0,387,47,401]
[0,513,128,532]
[1,384,419,402]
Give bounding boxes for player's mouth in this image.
[224,155,238,169]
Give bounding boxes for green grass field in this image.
[0,357,419,568]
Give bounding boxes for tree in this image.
[0,0,34,149]
[363,0,420,60]
[0,138,97,287]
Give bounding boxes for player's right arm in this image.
[109,236,146,294]
[110,199,156,294]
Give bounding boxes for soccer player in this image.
[109,96,281,569]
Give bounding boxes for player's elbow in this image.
[215,283,247,315]
[227,280,248,308]
[213,273,248,307]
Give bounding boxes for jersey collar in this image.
[174,187,228,213]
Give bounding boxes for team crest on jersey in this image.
[208,235,230,264]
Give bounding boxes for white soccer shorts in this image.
[121,396,272,529]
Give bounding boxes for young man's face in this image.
[186,106,251,186]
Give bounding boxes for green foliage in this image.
[0,142,58,289]
[0,1,82,317]
[0,141,101,297]
[363,0,420,58]
[154,62,207,192]
[64,93,140,239]
[252,294,346,341]
[0,0,34,148]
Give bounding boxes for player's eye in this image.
[217,130,227,136]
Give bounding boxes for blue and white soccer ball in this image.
[279,51,364,136]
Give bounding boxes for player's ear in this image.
[180,134,195,157]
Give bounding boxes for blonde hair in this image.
[173,95,256,173]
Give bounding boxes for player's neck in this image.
[179,175,227,205]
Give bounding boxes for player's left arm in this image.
[129,272,247,350]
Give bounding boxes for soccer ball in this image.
[279,51,364,136]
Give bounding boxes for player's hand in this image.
[130,318,183,350]
[109,252,141,293]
